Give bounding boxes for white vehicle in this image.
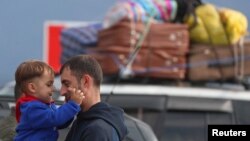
[1,78,250,141]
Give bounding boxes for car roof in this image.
[1,77,250,101]
[1,77,250,113]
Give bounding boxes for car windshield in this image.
[0,81,15,97]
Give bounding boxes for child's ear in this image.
[27,82,36,93]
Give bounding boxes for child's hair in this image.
[15,60,55,93]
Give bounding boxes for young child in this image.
[14,60,84,141]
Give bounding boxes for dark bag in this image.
[173,0,203,23]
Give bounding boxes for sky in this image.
[0,0,116,87]
[0,0,249,87]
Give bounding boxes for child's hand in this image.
[67,87,85,105]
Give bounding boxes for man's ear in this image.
[27,82,36,93]
[81,75,91,89]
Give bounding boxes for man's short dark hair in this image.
[60,55,103,87]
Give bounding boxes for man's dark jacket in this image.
[65,102,128,141]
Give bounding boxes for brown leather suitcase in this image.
[88,46,187,79]
[188,39,250,81]
[98,20,189,55]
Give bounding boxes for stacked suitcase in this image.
[59,20,249,83]
[187,39,250,81]
[88,20,190,79]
